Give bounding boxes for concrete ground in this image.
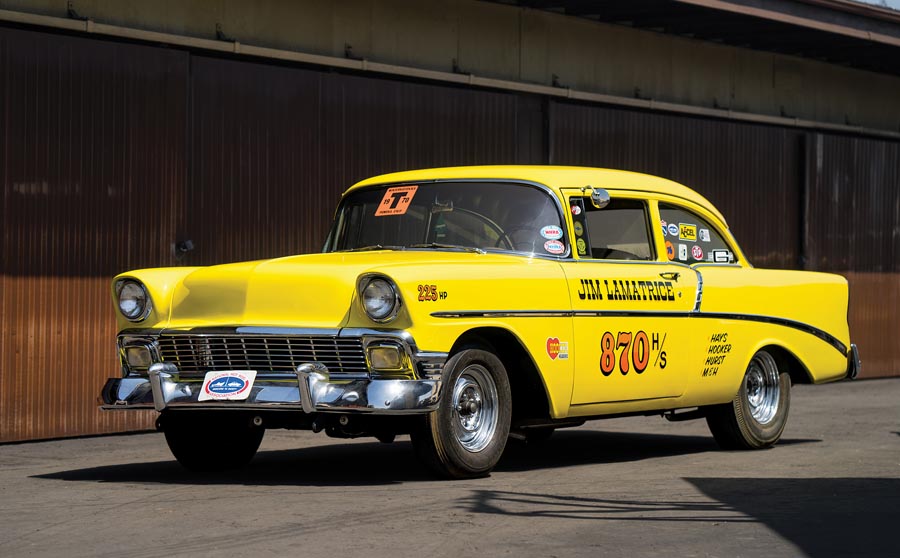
[1,378,897,558]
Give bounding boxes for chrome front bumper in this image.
[100,362,441,414]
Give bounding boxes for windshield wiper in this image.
[409,243,486,254]
[341,245,406,252]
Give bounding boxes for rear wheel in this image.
[706,349,791,449]
[411,349,511,479]
[161,412,265,471]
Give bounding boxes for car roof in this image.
[349,165,727,225]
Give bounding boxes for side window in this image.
[571,198,653,260]
[658,203,734,264]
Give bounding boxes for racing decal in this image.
[546,337,569,360]
[679,223,697,242]
[692,245,704,260]
[665,241,675,260]
[711,249,733,263]
[573,222,584,237]
[544,240,566,255]
[576,237,587,255]
[667,223,679,236]
[198,371,257,401]
[541,225,564,240]
[599,330,667,376]
[699,228,711,242]
[702,332,731,377]
[660,220,668,236]
[375,186,418,216]
[678,243,688,261]
[571,205,582,216]
[417,284,447,301]
[576,279,676,301]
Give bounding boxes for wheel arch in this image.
[450,327,552,423]
[753,343,813,385]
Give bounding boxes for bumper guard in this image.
[100,362,441,414]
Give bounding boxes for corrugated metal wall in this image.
[0,29,539,442]
[807,134,900,376]
[186,57,531,265]
[1,26,897,442]
[0,27,187,441]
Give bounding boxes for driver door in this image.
[560,191,698,407]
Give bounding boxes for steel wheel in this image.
[451,364,499,452]
[745,351,780,425]
[411,348,511,479]
[706,349,791,450]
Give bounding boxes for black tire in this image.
[411,349,512,479]
[706,350,791,450]
[161,412,265,471]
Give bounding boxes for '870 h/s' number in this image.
[600,330,650,376]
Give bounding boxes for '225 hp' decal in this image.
[417,284,448,301]
[599,330,667,376]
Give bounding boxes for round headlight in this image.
[361,277,399,322]
[116,279,151,322]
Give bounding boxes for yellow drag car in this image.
[100,166,859,478]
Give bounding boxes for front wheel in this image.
[706,349,791,450]
[411,349,512,479]
[161,412,265,471]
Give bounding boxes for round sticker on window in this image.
[692,245,704,260]
[573,222,584,236]
[571,205,582,216]
[544,240,565,255]
[576,238,587,255]
[540,225,563,240]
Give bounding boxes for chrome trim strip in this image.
[691,267,704,312]
[430,309,848,356]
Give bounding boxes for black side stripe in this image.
[429,310,848,356]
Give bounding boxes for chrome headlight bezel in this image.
[358,275,401,323]
[115,279,152,322]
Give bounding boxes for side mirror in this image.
[584,186,610,209]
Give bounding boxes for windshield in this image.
[325,181,567,256]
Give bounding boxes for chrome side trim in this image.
[691,267,704,312]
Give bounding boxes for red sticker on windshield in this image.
[375,186,418,216]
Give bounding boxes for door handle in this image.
[659,272,680,281]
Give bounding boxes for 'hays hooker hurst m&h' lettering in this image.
[577,279,676,301]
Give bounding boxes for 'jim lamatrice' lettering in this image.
[577,279,676,301]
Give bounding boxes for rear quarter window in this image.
[658,203,734,264]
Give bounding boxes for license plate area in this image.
[198,370,257,401]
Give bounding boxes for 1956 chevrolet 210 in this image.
[100,166,859,478]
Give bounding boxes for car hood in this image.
[164,250,543,329]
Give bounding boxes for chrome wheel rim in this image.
[745,352,780,425]
[451,364,498,453]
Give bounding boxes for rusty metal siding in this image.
[186,56,525,265]
[0,27,188,442]
[806,134,900,378]
[806,134,900,273]
[549,101,804,270]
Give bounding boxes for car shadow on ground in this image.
[33,429,818,487]
[461,477,900,557]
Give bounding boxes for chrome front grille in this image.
[156,335,368,377]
